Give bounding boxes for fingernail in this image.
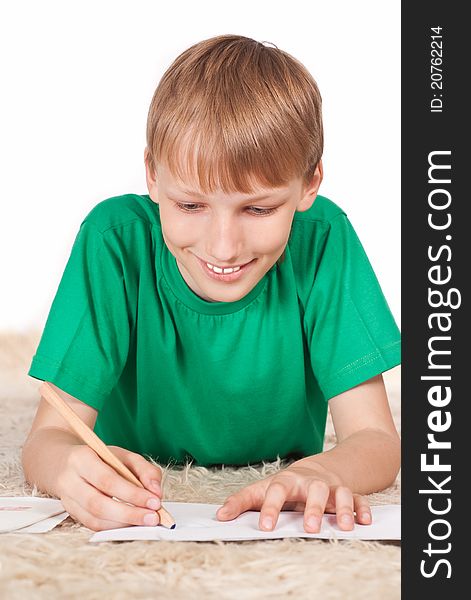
[261,517,273,530]
[362,512,371,524]
[306,516,321,531]
[150,480,161,493]
[340,514,353,526]
[147,498,161,510]
[144,513,158,526]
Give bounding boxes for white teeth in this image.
[206,263,241,274]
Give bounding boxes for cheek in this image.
[160,212,197,246]
[250,220,292,253]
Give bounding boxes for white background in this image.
[0,0,400,332]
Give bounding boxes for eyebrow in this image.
[171,189,286,202]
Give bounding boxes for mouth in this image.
[195,256,256,282]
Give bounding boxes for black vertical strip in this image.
[402,2,467,596]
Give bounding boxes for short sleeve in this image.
[28,220,132,410]
[303,214,401,400]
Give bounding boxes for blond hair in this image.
[145,34,323,195]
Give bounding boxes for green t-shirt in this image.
[28,193,400,466]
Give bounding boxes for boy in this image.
[22,34,401,533]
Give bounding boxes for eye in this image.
[175,202,201,212]
[248,207,277,216]
[175,202,277,216]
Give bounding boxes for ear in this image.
[296,160,323,212]
[144,148,158,200]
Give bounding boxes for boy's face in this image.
[145,158,323,303]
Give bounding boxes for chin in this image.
[206,290,246,303]
[208,283,252,302]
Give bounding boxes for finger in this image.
[353,494,372,525]
[259,480,289,531]
[73,479,161,527]
[75,454,161,513]
[303,480,330,533]
[216,483,265,521]
[109,447,163,495]
[62,495,131,531]
[334,486,355,530]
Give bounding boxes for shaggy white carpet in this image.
[0,332,400,599]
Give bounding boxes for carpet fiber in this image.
[0,332,400,599]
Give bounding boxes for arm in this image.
[295,373,401,494]
[22,382,99,496]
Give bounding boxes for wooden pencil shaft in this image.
[39,382,175,528]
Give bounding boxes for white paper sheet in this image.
[15,512,70,533]
[89,502,401,543]
[0,497,68,533]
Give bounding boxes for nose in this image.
[205,213,243,263]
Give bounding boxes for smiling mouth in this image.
[197,257,253,272]
[195,255,256,281]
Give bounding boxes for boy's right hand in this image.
[54,444,163,532]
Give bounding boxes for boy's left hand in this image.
[216,459,372,532]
